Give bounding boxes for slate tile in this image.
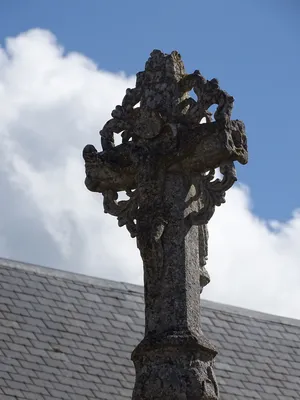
[63,288,84,299]
[67,354,90,366]
[117,387,134,397]
[80,334,102,345]
[3,312,25,324]
[230,329,246,338]
[51,277,68,288]
[265,385,284,396]
[244,381,263,392]
[247,375,267,385]
[75,305,98,317]
[0,326,16,336]
[285,324,300,335]
[265,329,284,339]
[2,387,24,397]
[242,338,260,348]
[0,290,19,300]
[73,388,94,398]
[114,305,136,317]
[55,300,77,312]
[100,340,121,351]
[220,340,241,352]
[83,327,108,337]
[73,341,96,353]
[2,319,20,329]
[47,388,71,399]
[221,385,244,395]
[111,354,133,368]
[70,312,91,322]
[35,371,58,382]
[238,351,256,361]
[17,293,39,304]
[260,392,280,400]
[39,328,63,339]
[15,366,37,378]
[1,261,300,400]
[120,300,143,311]
[119,342,137,353]
[0,303,9,312]
[122,336,140,347]
[283,332,300,341]
[96,381,120,394]
[34,297,57,308]
[92,390,117,399]
[32,303,52,314]
[76,376,99,390]
[6,342,28,353]
[282,388,299,397]
[22,353,45,365]
[9,335,31,347]
[23,279,46,292]
[0,370,12,380]
[71,348,93,359]
[81,292,104,304]
[216,362,234,372]
[44,320,65,331]
[0,333,11,343]
[110,320,130,331]
[235,358,254,369]
[240,388,262,398]
[277,344,297,355]
[31,377,55,389]
[267,322,286,332]
[213,319,232,329]
[3,349,24,360]
[270,364,290,375]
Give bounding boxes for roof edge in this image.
[0,257,144,294]
[1,257,299,327]
[201,298,300,328]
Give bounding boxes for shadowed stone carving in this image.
[83,50,248,400]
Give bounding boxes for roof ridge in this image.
[201,298,300,327]
[1,256,299,327]
[0,256,144,294]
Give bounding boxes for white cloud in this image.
[0,29,299,319]
[206,185,300,319]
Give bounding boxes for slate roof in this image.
[0,257,300,400]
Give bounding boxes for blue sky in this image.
[1,0,299,221]
[0,1,300,316]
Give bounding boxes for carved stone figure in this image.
[83,50,248,400]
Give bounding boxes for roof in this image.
[0,257,300,400]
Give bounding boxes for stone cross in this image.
[83,50,248,400]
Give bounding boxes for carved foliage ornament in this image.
[187,161,237,227]
[102,162,237,239]
[100,50,234,151]
[99,50,239,236]
[103,189,138,238]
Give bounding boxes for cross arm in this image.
[83,119,247,193]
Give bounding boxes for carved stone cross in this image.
[83,50,248,400]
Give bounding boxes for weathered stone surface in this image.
[83,119,247,193]
[83,50,248,399]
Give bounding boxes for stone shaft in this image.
[131,171,218,399]
[140,172,203,336]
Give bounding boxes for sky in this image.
[0,0,299,319]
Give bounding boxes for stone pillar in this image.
[82,49,248,400]
[132,172,219,399]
